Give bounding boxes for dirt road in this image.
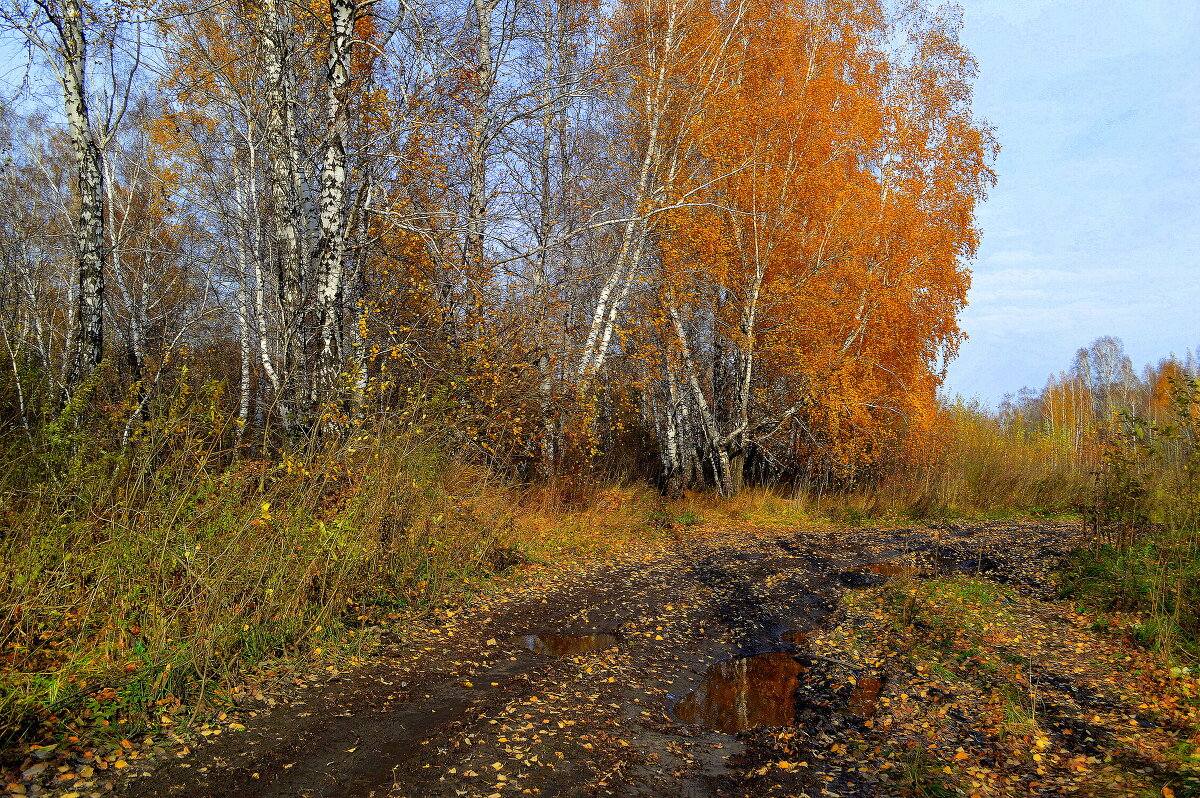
[111,520,1196,798]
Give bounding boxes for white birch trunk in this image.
[59,0,105,378]
[237,279,253,439]
[668,295,734,496]
[576,2,681,380]
[314,0,357,398]
[261,0,304,420]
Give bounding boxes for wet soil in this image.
[75,518,1183,797]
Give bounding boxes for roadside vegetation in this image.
[4,336,1200,762]
[1064,371,1200,662]
[815,567,1200,796]
[0,368,675,753]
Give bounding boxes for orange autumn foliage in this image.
[616,0,995,490]
[6,0,996,493]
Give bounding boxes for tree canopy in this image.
[0,0,996,494]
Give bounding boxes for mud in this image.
[108,520,1087,798]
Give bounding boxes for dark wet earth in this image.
[116,520,1087,798]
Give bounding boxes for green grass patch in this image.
[878,576,1016,652]
[899,749,959,798]
[1061,532,1200,661]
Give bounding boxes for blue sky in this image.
[943,0,1200,404]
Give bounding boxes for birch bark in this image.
[314,0,357,398]
[465,0,498,294]
[668,293,733,497]
[261,0,305,420]
[54,0,106,379]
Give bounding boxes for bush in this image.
[1064,375,1200,661]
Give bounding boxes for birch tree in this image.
[313,0,360,397]
[1,0,141,384]
[259,0,307,423]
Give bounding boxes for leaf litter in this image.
[5,519,1197,797]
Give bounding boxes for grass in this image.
[1056,382,1200,665]
[680,400,1093,523]
[3,387,1095,761]
[1,363,1195,777]
[1060,530,1200,661]
[751,399,1095,521]
[826,569,1200,797]
[899,749,959,798]
[873,576,1017,662]
[0,383,672,754]
[1,430,475,745]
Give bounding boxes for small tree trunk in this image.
[60,0,105,379]
[314,0,357,401]
[261,0,305,423]
[464,0,497,321]
[668,295,734,497]
[237,279,253,444]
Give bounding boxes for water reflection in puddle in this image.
[863,562,929,578]
[780,629,808,646]
[519,632,620,656]
[847,674,885,717]
[674,652,805,733]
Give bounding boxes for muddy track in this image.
[116,520,1085,798]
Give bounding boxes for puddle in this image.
[863,562,930,578]
[673,652,806,733]
[519,632,620,656]
[840,562,932,586]
[780,630,808,646]
[932,550,1001,576]
[847,675,885,717]
[838,569,886,588]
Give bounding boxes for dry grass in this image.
[811,402,1094,520]
[0,383,674,751]
[900,402,1094,516]
[0,382,1182,757]
[653,402,1094,525]
[503,480,668,560]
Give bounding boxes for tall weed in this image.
[775,400,1092,519]
[1066,376,1200,660]
[0,373,520,746]
[906,400,1093,516]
